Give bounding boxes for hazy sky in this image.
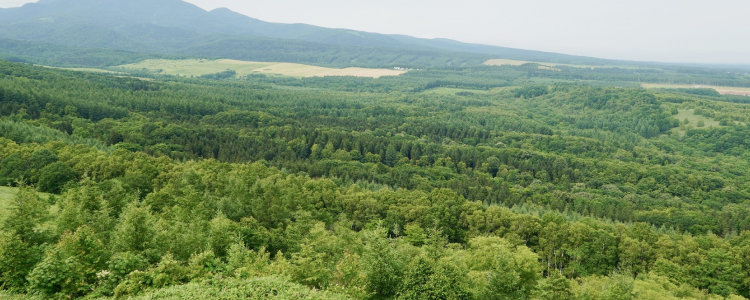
[3,0,750,64]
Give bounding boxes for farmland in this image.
[118,59,407,78]
[642,83,750,96]
[483,58,643,70]
[39,65,120,73]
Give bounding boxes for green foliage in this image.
[671,88,722,97]
[514,85,549,98]
[362,228,406,297]
[37,162,78,194]
[691,248,743,297]
[0,187,48,290]
[94,251,149,296]
[0,153,26,186]
[465,237,540,300]
[0,232,41,291]
[199,69,237,80]
[0,291,45,300]
[121,276,351,300]
[2,55,750,300]
[114,253,190,297]
[27,148,57,182]
[536,272,574,300]
[111,202,157,253]
[404,224,426,247]
[27,225,109,298]
[397,257,472,300]
[575,274,634,300]
[1,186,49,245]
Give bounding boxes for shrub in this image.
[0,153,26,186]
[27,226,109,298]
[37,162,77,193]
[0,233,41,291]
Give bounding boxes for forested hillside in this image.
[0,0,648,68]
[1,55,750,300]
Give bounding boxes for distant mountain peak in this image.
[0,0,620,67]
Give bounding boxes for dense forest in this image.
[2,55,750,300]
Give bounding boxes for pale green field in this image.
[39,65,119,74]
[672,109,722,136]
[484,58,641,70]
[642,83,750,96]
[120,59,273,77]
[118,59,407,78]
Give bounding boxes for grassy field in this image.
[484,58,641,70]
[483,59,529,66]
[672,109,723,136]
[118,59,407,78]
[39,65,119,74]
[642,83,750,96]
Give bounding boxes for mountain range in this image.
[0,0,625,68]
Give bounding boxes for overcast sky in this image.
[3,0,749,64]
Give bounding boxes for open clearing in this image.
[484,58,643,70]
[118,59,407,78]
[484,59,561,70]
[39,65,119,74]
[642,83,750,96]
[672,109,723,136]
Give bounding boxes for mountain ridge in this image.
[0,0,631,67]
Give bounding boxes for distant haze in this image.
[3,0,750,65]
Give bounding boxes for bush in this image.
[0,153,26,186]
[0,232,41,291]
[94,252,149,296]
[37,162,77,193]
[27,226,109,298]
[123,277,350,300]
[397,257,472,300]
[362,228,405,297]
[114,253,190,297]
[27,149,57,183]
